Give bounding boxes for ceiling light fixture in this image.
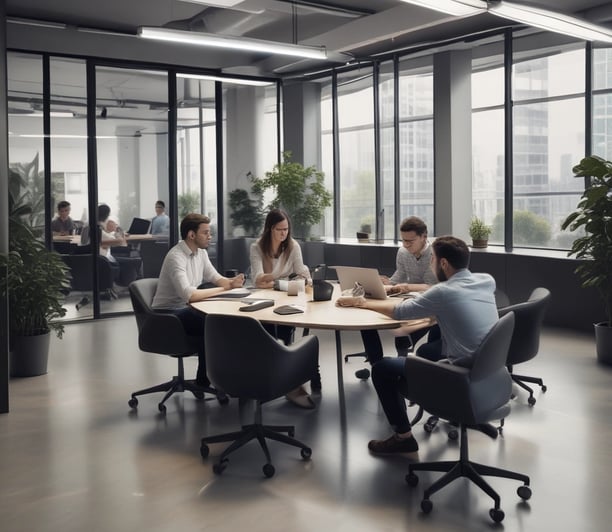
[488,1,612,43]
[138,27,327,60]
[397,0,486,17]
[176,73,273,86]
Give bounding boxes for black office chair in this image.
[61,253,116,310]
[498,287,551,405]
[404,312,531,523]
[128,278,227,414]
[200,313,319,478]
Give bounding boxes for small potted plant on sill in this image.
[469,216,492,248]
[561,155,612,365]
[0,156,70,377]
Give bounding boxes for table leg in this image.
[335,330,346,425]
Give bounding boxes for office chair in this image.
[128,278,228,414]
[61,253,116,310]
[200,314,318,478]
[498,287,551,405]
[404,312,531,523]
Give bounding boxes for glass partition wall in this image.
[7,51,279,320]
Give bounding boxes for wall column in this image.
[433,50,473,240]
[282,81,321,168]
[1,0,10,413]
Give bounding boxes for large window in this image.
[593,47,612,160]
[336,68,375,239]
[397,57,434,233]
[511,43,585,248]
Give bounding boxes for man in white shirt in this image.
[153,213,245,386]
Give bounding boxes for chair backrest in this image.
[205,313,318,403]
[498,287,551,366]
[404,312,515,425]
[128,278,199,356]
[61,254,114,291]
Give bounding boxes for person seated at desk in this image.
[359,216,438,378]
[98,203,142,287]
[250,208,317,409]
[153,213,245,387]
[150,200,169,236]
[336,236,498,454]
[51,200,75,236]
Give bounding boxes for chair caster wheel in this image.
[406,473,419,487]
[128,397,138,409]
[528,396,536,406]
[158,403,167,413]
[200,443,210,459]
[217,393,229,405]
[263,463,275,478]
[300,447,312,460]
[213,460,227,475]
[447,429,458,440]
[193,390,205,400]
[489,508,505,523]
[517,485,532,500]
[421,499,433,514]
[541,385,547,392]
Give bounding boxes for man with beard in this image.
[336,236,498,455]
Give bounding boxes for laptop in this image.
[332,266,388,300]
[126,217,151,235]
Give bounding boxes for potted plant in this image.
[251,151,332,240]
[228,178,263,237]
[469,216,492,248]
[561,155,612,364]
[0,158,70,377]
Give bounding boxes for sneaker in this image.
[368,433,419,454]
[355,368,371,380]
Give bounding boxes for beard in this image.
[435,264,447,282]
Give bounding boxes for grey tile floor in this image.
[1,318,611,532]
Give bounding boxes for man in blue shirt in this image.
[337,236,498,455]
[150,200,170,235]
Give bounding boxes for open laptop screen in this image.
[332,266,388,299]
[126,217,151,235]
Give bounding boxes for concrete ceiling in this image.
[6,1,612,77]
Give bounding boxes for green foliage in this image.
[228,181,263,237]
[468,216,492,240]
[0,156,70,339]
[491,210,552,245]
[178,191,201,219]
[561,155,612,325]
[251,152,332,239]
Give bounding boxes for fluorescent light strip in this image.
[489,2,612,43]
[138,27,327,60]
[398,0,485,17]
[177,73,272,86]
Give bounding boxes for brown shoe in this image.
[368,433,419,454]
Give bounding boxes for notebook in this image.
[126,217,151,235]
[332,266,388,300]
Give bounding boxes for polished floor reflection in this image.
[2,318,611,532]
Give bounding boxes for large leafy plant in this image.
[252,152,332,239]
[0,156,70,338]
[561,155,612,326]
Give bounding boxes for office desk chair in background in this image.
[498,287,551,405]
[200,314,319,478]
[404,312,531,523]
[128,279,228,414]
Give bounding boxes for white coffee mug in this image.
[287,278,305,296]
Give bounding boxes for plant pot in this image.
[594,322,612,366]
[471,239,488,248]
[9,331,51,377]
